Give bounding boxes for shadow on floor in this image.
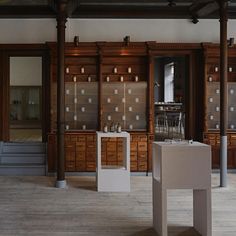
[168,226,201,236]
[67,177,97,191]
[130,228,157,236]
[130,226,200,236]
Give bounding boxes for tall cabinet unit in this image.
[47,42,153,172]
[203,44,236,168]
[100,56,149,171]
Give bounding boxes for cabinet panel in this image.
[48,45,151,172]
[65,82,98,131]
[205,63,236,131]
[101,82,147,131]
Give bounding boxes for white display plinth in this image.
[152,141,212,236]
[96,131,130,192]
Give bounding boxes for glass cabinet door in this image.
[101,82,147,131]
[65,82,98,131]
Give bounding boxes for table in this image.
[96,131,130,192]
[152,141,212,236]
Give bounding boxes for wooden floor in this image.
[10,129,42,142]
[0,173,236,236]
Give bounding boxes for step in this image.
[2,142,46,154]
[0,153,46,164]
[0,164,46,176]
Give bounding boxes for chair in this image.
[156,113,168,134]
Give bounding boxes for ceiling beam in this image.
[0,0,235,19]
[0,5,56,18]
[189,0,219,18]
[72,5,191,19]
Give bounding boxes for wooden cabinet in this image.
[101,57,147,131]
[205,63,236,131]
[47,43,151,172]
[10,86,41,128]
[48,132,149,172]
[203,44,236,168]
[51,57,98,131]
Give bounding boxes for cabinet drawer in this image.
[117,152,124,161]
[66,161,75,171]
[131,142,137,151]
[76,161,86,171]
[131,151,137,161]
[86,152,96,161]
[65,145,75,152]
[86,135,94,142]
[107,142,117,152]
[138,142,147,152]
[77,136,86,142]
[138,152,147,162]
[138,161,147,171]
[131,161,138,171]
[230,134,236,145]
[66,152,75,161]
[107,151,117,162]
[76,142,86,152]
[86,162,96,171]
[71,136,77,142]
[76,152,85,161]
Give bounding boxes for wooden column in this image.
[147,48,155,174]
[56,0,67,188]
[98,47,103,131]
[219,0,228,187]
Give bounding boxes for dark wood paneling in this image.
[47,42,216,172]
[47,132,149,172]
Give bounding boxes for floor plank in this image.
[0,174,235,236]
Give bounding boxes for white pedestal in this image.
[152,141,212,236]
[96,131,130,192]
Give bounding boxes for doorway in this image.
[9,57,42,142]
[154,56,187,141]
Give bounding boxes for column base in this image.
[55,180,67,188]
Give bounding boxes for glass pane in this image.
[10,57,42,142]
[101,82,147,131]
[64,82,98,131]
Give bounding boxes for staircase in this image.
[0,142,46,176]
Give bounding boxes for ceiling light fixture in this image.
[192,16,199,24]
[228,38,234,47]
[168,0,176,7]
[74,36,79,46]
[123,36,130,46]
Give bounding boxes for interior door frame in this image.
[149,46,204,141]
[0,44,50,142]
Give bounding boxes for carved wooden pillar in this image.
[219,0,228,187]
[56,0,67,188]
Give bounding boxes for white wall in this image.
[0,19,56,43]
[67,19,236,43]
[10,57,42,86]
[0,18,236,43]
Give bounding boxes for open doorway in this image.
[154,56,187,141]
[9,57,42,142]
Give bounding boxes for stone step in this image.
[2,142,46,154]
[0,153,46,164]
[0,164,46,176]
